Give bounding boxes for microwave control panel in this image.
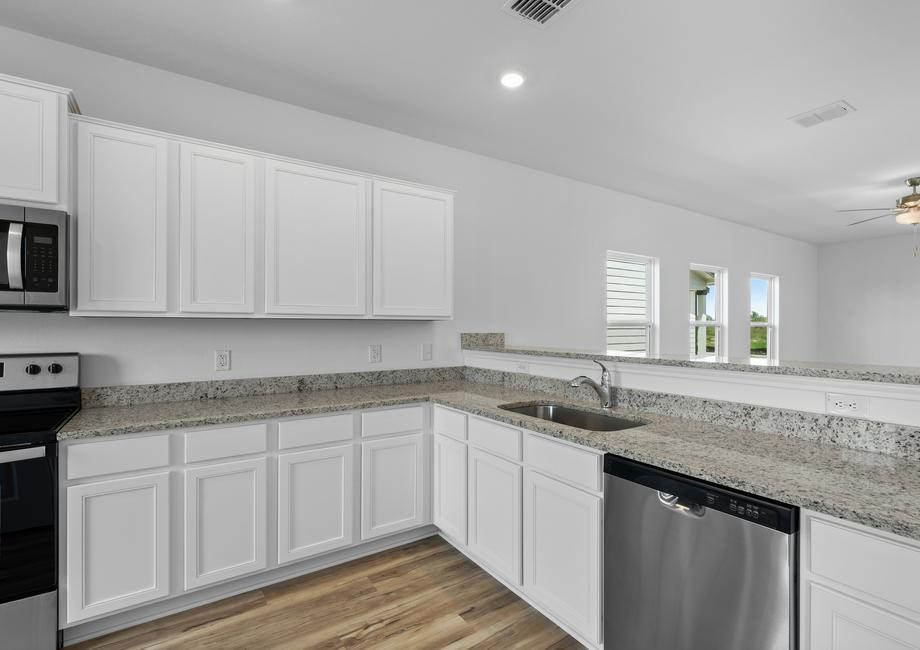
[24,224,58,293]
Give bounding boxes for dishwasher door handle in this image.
[657,491,706,517]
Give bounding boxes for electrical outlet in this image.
[368,344,382,364]
[825,392,869,418]
[214,349,231,372]
[515,361,531,373]
[421,343,433,361]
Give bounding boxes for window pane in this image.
[750,326,768,357]
[607,259,648,322]
[689,325,718,358]
[751,276,769,322]
[689,269,717,321]
[607,326,648,353]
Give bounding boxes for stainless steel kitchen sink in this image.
[498,403,645,432]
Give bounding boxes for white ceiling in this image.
[1,0,917,243]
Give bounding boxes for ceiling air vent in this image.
[502,0,582,28]
[789,100,857,127]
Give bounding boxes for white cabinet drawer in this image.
[184,423,268,463]
[468,416,522,462]
[809,516,920,615]
[278,413,354,450]
[525,433,601,492]
[67,435,170,480]
[361,406,424,438]
[433,405,467,441]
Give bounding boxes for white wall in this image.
[818,233,920,366]
[0,26,818,387]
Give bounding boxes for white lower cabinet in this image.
[802,509,920,650]
[467,447,522,586]
[808,583,920,650]
[361,433,426,540]
[523,469,602,646]
[277,445,354,564]
[184,458,267,590]
[432,433,467,545]
[65,472,170,623]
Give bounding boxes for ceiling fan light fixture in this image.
[895,208,920,226]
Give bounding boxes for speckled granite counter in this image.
[61,380,920,542]
[463,342,920,385]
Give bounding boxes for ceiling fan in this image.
[839,177,920,226]
[838,177,920,256]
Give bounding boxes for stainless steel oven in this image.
[0,353,80,649]
[0,204,68,311]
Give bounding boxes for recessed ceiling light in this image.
[500,71,526,89]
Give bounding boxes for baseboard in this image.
[438,533,600,650]
[63,525,438,646]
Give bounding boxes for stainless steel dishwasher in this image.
[604,455,798,650]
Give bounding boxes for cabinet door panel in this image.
[468,447,521,585]
[0,78,59,204]
[265,160,367,315]
[278,445,354,564]
[76,122,168,311]
[184,458,267,590]
[433,434,467,544]
[373,180,452,317]
[66,472,169,623]
[180,143,256,313]
[361,433,425,539]
[523,470,601,645]
[809,583,920,650]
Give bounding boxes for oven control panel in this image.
[0,354,79,391]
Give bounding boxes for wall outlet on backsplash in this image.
[826,392,869,418]
[214,350,231,372]
[368,344,382,364]
[420,343,433,361]
[515,361,531,373]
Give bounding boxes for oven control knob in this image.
[25,364,42,375]
[48,363,64,374]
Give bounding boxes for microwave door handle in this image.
[6,222,23,290]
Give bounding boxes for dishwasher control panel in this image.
[605,453,798,534]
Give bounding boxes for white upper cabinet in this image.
[0,74,73,207]
[265,159,367,315]
[179,143,256,313]
[76,120,168,312]
[372,180,453,318]
[68,110,452,319]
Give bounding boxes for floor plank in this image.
[69,536,583,649]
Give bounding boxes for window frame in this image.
[749,272,779,364]
[605,250,659,357]
[688,263,727,360]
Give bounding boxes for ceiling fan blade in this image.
[837,208,896,212]
[847,213,896,226]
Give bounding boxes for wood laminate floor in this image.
[70,536,583,650]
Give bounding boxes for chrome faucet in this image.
[570,360,614,409]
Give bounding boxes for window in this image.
[606,251,657,355]
[688,264,726,360]
[750,273,778,363]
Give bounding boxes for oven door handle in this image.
[6,222,23,290]
[0,446,45,464]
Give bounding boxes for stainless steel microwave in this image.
[0,204,67,311]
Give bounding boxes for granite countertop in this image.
[463,343,920,385]
[61,380,920,541]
